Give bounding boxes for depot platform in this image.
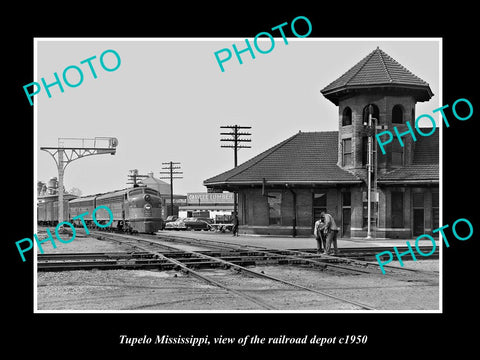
[156,230,440,250]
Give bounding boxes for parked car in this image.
[164,215,178,223]
[164,218,187,230]
[183,217,212,231]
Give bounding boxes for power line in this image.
[127,169,149,187]
[220,125,252,167]
[220,125,252,216]
[159,162,183,216]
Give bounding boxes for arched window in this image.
[342,107,352,126]
[392,105,404,124]
[362,104,379,125]
[362,104,380,169]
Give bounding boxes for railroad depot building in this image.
[204,48,439,239]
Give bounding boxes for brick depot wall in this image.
[237,184,438,239]
[338,92,417,178]
[238,187,341,236]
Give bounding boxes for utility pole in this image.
[127,169,148,187]
[220,125,252,216]
[159,162,183,216]
[366,106,378,239]
[41,137,118,226]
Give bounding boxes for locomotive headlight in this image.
[144,194,151,201]
[144,203,152,210]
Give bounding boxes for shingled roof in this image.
[378,130,439,184]
[321,47,433,105]
[204,130,439,187]
[204,131,362,186]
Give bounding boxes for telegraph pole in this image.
[127,169,148,187]
[41,137,118,226]
[160,162,183,216]
[220,125,252,216]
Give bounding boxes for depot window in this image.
[392,104,404,124]
[342,138,352,167]
[342,107,352,126]
[362,191,378,228]
[268,192,282,225]
[362,104,379,125]
[391,191,404,228]
[432,190,439,230]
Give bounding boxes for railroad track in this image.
[37,230,440,311]
[155,232,439,278]
[36,239,388,276]
[38,230,438,279]
[40,231,381,310]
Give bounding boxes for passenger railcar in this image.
[68,195,97,223]
[40,186,164,233]
[37,194,77,226]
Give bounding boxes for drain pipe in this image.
[287,185,297,238]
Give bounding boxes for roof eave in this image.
[377,179,439,185]
[204,179,363,187]
[321,84,434,105]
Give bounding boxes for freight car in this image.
[38,186,164,233]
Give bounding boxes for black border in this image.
[8,5,478,356]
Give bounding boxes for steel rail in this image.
[161,232,438,258]
[103,233,376,310]
[37,250,333,271]
[157,233,385,275]
[94,233,277,310]
[157,232,438,276]
[37,252,154,261]
[95,231,371,275]
[181,247,377,310]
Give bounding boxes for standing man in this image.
[314,216,326,254]
[232,214,239,237]
[318,210,340,255]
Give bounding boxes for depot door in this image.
[312,192,327,233]
[342,208,351,237]
[412,192,425,236]
[342,192,351,237]
[413,208,424,236]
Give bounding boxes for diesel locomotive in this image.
[37,186,164,233]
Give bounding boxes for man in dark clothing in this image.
[232,214,239,236]
[317,211,339,255]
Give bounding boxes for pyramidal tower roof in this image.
[321,47,433,104]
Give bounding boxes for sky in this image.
[35,38,441,197]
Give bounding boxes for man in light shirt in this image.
[313,217,326,254]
